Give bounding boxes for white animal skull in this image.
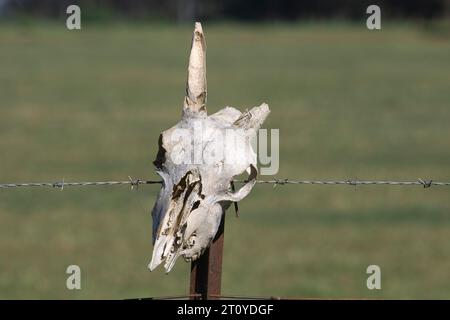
[149,22,270,273]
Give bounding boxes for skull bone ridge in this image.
[149,22,270,273]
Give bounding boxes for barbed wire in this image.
[0,177,160,190]
[240,178,449,188]
[0,177,449,190]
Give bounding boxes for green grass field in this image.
[0,21,449,299]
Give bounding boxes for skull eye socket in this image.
[153,134,166,169]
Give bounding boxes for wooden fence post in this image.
[189,214,225,300]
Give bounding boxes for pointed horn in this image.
[184,22,207,115]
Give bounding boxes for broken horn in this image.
[184,22,207,116]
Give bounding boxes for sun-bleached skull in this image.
[148,23,270,273]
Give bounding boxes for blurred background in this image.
[0,0,449,299]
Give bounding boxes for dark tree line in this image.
[1,0,449,21]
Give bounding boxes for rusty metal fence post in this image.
[189,215,225,300]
